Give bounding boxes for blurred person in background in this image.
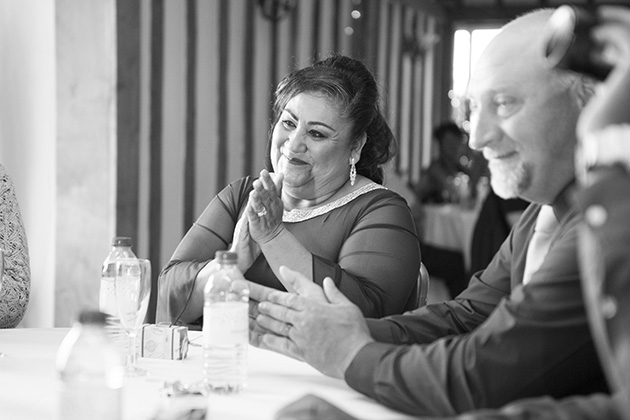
[414,121,485,205]
[414,121,489,298]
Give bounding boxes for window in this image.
[450,27,501,131]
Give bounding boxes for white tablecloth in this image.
[421,204,479,270]
[0,328,416,420]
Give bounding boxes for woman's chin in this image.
[279,171,305,186]
[282,179,305,189]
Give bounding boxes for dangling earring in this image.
[349,158,356,186]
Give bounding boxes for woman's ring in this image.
[284,323,292,336]
[257,207,268,217]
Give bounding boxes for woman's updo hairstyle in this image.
[270,54,396,184]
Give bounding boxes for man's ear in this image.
[574,76,597,108]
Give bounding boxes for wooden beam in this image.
[116,0,141,241]
[148,0,164,324]
[184,0,197,231]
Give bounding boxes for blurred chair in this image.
[420,242,467,299]
[402,263,430,312]
[418,262,430,308]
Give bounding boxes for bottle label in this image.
[99,277,117,316]
[203,302,248,346]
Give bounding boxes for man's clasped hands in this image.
[248,266,374,379]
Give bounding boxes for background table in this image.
[421,203,479,271]
[0,328,417,420]
[418,204,480,299]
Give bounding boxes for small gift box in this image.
[140,324,189,360]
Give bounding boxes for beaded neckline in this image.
[282,183,387,223]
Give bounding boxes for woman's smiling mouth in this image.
[284,154,308,165]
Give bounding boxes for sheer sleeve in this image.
[158,180,421,322]
[311,192,420,317]
[0,165,30,328]
[156,177,252,324]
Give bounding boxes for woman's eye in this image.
[281,119,296,129]
[309,130,326,139]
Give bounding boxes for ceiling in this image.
[423,0,630,24]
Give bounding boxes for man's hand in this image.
[247,267,327,319]
[247,280,277,328]
[249,267,330,349]
[276,265,327,299]
[253,266,374,379]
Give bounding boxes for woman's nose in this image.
[285,128,307,152]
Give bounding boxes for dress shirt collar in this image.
[550,179,577,222]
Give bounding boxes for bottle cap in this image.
[215,250,237,263]
[112,236,133,247]
[76,310,108,325]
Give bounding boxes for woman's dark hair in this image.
[267,54,396,184]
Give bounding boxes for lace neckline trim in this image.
[282,183,387,223]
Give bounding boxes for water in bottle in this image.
[100,237,137,314]
[202,251,250,393]
[100,236,137,353]
[56,310,124,420]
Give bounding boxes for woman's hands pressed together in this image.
[247,170,285,244]
[230,170,285,273]
[230,211,261,273]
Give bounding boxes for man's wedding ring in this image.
[257,207,267,217]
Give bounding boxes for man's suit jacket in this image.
[344,185,608,416]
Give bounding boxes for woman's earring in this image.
[350,158,356,186]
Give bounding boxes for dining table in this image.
[0,328,417,420]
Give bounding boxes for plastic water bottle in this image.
[100,236,137,353]
[202,250,250,393]
[100,236,137,315]
[56,311,124,420]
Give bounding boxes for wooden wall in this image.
[115,0,447,321]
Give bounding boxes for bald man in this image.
[249,9,608,417]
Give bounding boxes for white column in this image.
[55,0,117,326]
